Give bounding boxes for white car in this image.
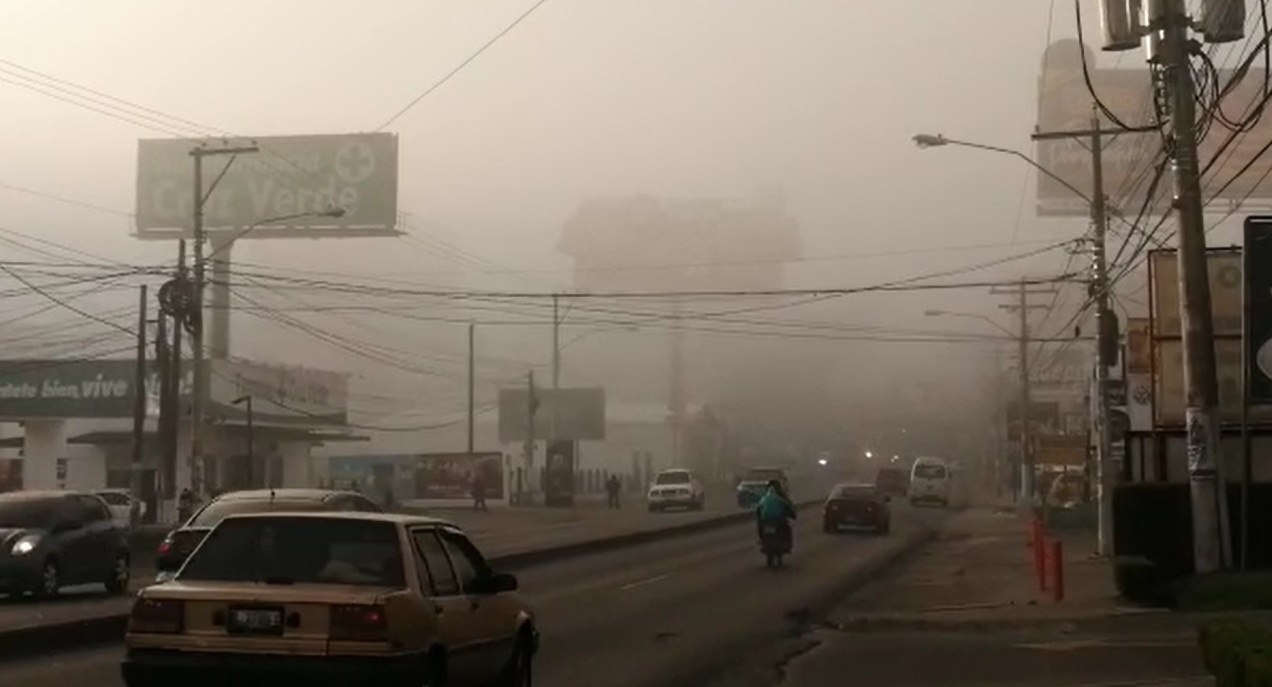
[647,469,706,512]
[93,489,146,527]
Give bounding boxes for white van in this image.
[908,457,951,507]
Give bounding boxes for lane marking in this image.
[619,573,671,591]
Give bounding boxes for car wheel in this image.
[33,559,60,599]
[105,552,130,595]
[497,630,535,687]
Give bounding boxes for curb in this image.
[0,499,821,663]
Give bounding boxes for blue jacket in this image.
[756,487,792,522]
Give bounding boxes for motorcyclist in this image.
[755,479,796,546]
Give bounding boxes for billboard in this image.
[0,359,142,418]
[1245,217,1272,404]
[208,359,348,427]
[1150,249,1244,337]
[1125,318,1154,432]
[327,452,505,503]
[135,133,399,238]
[498,388,606,442]
[1036,40,1272,216]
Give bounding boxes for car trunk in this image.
[827,497,878,522]
[141,582,399,654]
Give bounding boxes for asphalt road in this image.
[0,504,947,687]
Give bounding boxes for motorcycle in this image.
[759,520,792,568]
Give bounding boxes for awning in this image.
[67,429,369,446]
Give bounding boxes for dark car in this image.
[0,490,131,598]
[735,467,790,508]
[822,483,891,535]
[874,467,909,497]
[154,488,383,579]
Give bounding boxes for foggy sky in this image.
[0,1,1224,440]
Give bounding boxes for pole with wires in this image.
[1033,109,1118,555]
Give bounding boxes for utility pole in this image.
[1032,109,1117,555]
[155,298,170,514]
[188,144,257,500]
[523,370,539,496]
[467,323,475,453]
[992,280,1056,502]
[168,240,185,511]
[669,299,686,465]
[130,284,148,529]
[551,294,561,441]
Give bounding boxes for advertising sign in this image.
[1036,40,1272,216]
[1150,249,1243,338]
[412,452,504,502]
[1127,373,1154,432]
[1154,338,1271,425]
[0,360,142,418]
[1245,217,1272,404]
[208,359,348,427]
[1126,318,1152,375]
[498,388,606,442]
[1036,434,1087,467]
[135,133,399,238]
[544,440,576,507]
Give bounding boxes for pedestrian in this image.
[471,471,488,511]
[605,474,622,509]
[177,487,194,523]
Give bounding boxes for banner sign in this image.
[1150,249,1244,339]
[1245,217,1272,404]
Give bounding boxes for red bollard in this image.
[1050,538,1065,602]
[1031,514,1047,591]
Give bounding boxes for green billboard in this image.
[0,360,147,419]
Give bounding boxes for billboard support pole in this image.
[188,145,257,501]
[1159,0,1229,573]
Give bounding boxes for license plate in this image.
[226,607,283,635]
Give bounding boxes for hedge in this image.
[1199,619,1272,687]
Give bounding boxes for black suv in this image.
[0,490,131,598]
[154,488,383,579]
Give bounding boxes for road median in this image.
[0,498,821,662]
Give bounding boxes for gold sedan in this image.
[120,511,537,687]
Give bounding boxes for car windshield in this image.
[914,464,947,479]
[188,498,330,528]
[831,485,876,499]
[179,516,406,588]
[0,500,59,529]
[744,469,783,482]
[655,471,691,485]
[95,492,130,506]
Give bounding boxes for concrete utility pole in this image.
[188,144,256,499]
[1098,0,1240,571]
[1032,110,1116,555]
[467,323,476,453]
[992,280,1057,501]
[130,284,147,528]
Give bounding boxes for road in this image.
[0,504,946,687]
[0,500,750,633]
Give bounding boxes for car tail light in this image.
[157,539,172,556]
[329,604,387,642]
[128,597,184,634]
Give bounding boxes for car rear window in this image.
[188,498,330,528]
[914,464,947,480]
[95,492,130,506]
[655,471,691,485]
[179,516,406,588]
[831,485,876,499]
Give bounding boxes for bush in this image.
[1199,619,1272,687]
[1113,555,1169,605]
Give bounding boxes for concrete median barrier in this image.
[0,498,822,662]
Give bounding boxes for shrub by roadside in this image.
[1200,618,1272,686]
[1178,572,1272,613]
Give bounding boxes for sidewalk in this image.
[775,508,1215,687]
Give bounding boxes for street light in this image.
[232,395,255,486]
[207,206,347,261]
[864,450,873,459]
[911,133,1093,203]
